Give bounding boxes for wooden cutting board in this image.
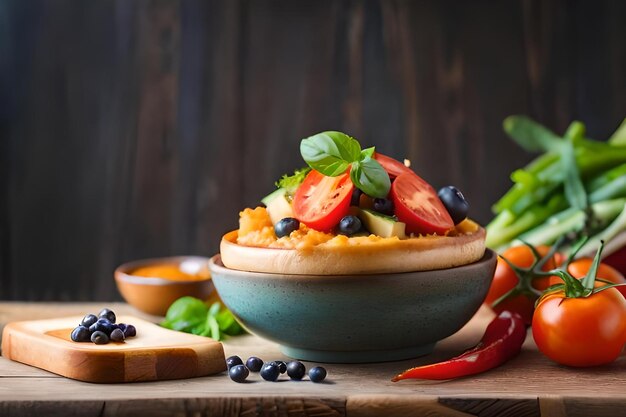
[1,315,226,383]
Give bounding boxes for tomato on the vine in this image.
[547,258,626,298]
[292,170,353,231]
[483,245,559,324]
[532,286,626,367]
[390,173,453,235]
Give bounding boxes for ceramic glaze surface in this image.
[209,250,496,363]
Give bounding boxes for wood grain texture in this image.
[2,315,226,382]
[2,0,626,301]
[439,398,540,417]
[348,395,474,417]
[1,303,626,416]
[0,397,347,417]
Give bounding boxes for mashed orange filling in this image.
[236,206,478,251]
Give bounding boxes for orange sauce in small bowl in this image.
[131,264,210,281]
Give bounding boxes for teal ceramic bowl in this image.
[208,250,496,363]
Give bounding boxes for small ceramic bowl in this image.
[115,256,215,316]
[209,250,497,363]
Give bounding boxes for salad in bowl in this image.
[220,131,486,275]
[209,131,495,362]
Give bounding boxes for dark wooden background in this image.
[1,0,625,301]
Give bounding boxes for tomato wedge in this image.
[390,173,453,235]
[293,170,354,232]
[374,152,414,178]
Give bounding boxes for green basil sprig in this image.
[161,296,246,341]
[300,131,391,198]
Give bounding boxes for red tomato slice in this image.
[293,170,354,232]
[390,173,454,235]
[374,152,414,178]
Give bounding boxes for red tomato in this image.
[532,287,626,367]
[292,170,353,231]
[547,258,626,297]
[390,173,454,235]
[373,152,414,178]
[483,245,559,324]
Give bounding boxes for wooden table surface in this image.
[0,302,624,417]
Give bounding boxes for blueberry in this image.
[89,318,115,335]
[91,331,109,345]
[286,361,306,380]
[110,328,125,342]
[229,364,249,383]
[117,323,127,332]
[309,366,327,383]
[438,186,469,225]
[275,218,300,238]
[98,308,116,324]
[338,215,362,236]
[80,314,98,328]
[373,198,394,215]
[269,360,287,374]
[246,356,264,372]
[226,355,243,370]
[351,188,363,206]
[123,324,136,338]
[70,326,91,342]
[260,363,280,381]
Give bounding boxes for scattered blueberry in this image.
[91,331,109,345]
[309,366,327,383]
[274,218,300,238]
[246,356,264,372]
[80,314,98,328]
[226,356,329,383]
[286,361,306,380]
[117,323,127,332]
[338,215,362,236]
[373,198,394,215]
[226,355,244,370]
[438,185,469,225]
[98,308,116,324]
[229,364,249,383]
[260,363,280,381]
[71,326,91,342]
[123,324,136,338]
[270,360,287,374]
[110,328,125,342]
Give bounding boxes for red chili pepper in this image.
[391,311,527,381]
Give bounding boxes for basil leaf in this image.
[503,116,563,153]
[207,314,221,340]
[217,309,245,335]
[350,158,390,198]
[361,146,375,159]
[208,301,221,317]
[161,296,208,332]
[301,131,361,176]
